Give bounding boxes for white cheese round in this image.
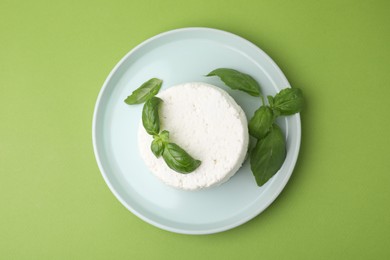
[138,82,249,191]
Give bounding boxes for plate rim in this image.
[92,27,301,235]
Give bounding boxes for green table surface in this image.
[1,0,389,259]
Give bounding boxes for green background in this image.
[1,0,389,259]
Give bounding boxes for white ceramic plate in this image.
[92,27,301,234]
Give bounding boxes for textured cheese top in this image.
[138,82,249,190]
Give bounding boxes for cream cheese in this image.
[138,82,249,190]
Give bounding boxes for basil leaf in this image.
[124,78,162,104]
[159,130,170,143]
[248,106,274,139]
[273,88,304,115]
[162,143,201,174]
[250,124,286,186]
[150,130,170,157]
[142,97,162,135]
[151,139,164,157]
[206,68,261,97]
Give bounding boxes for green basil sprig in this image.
[206,68,261,97]
[208,68,303,186]
[248,106,274,139]
[151,130,201,173]
[125,78,201,174]
[272,88,304,115]
[250,124,286,186]
[151,130,169,157]
[162,143,201,174]
[142,97,162,135]
[124,78,162,104]
[143,102,201,173]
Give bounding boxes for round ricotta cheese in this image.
[138,82,249,191]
